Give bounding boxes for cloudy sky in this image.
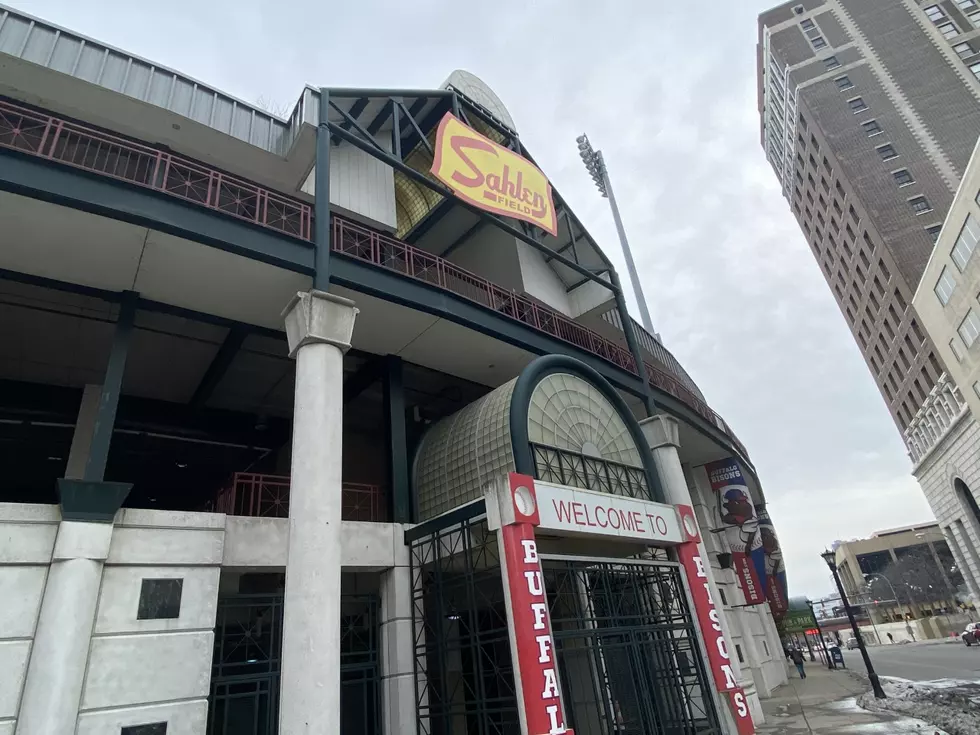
[14,0,937,596]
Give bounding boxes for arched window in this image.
[955,478,980,530]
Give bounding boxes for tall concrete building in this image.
[758,0,980,602]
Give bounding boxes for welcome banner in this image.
[705,459,767,606]
[430,112,559,236]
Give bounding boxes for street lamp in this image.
[822,549,886,698]
[575,134,656,336]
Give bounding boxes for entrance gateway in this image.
[408,472,755,735]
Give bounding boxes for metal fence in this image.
[530,443,649,499]
[213,472,387,522]
[207,591,381,735]
[544,557,722,735]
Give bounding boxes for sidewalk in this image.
[756,661,946,734]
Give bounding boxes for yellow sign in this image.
[430,113,558,237]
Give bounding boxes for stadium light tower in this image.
[576,134,655,336]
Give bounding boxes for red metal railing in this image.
[214,472,387,522]
[0,98,748,459]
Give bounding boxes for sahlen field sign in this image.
[430,112,559,236]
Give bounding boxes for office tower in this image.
[759,0,980,601]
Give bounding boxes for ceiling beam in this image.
[190,326,248,409]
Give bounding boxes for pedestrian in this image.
[906,622,916,642]
[887,632,894,644]
[789,647,807,679]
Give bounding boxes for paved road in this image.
[840,640,980,681]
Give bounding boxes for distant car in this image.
[845,636,860,650]
[962,622,980,646]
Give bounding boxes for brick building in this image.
[758,0,980,601]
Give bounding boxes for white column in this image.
[279,290,357,735]
[639,414,754,731]
[381,563,417,735]
[15,520,113,735]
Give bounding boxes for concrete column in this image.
[279,290,357,735]
[639,415,757,730]
[15,520,113,735]
[381,564,417,735]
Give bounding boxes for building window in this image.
[824,55,841,69]
[961,0,980,28]
[954,42,975,58]
[938,21,960,38]
[862,119,883,136]
[835,75,854,90]
[801,18,815,30]
[848,96,868,112]
[895,288,907,311]
[812,36,828,49]
[892,169,914,186]
[924,4,946,21]
[971,61,980,80]
[959,309,980,347]
[719,587,728,605]
[935,266,957,305]
[794,3,805,13]
[877,143,898,160]
[909,196,932,215]
[952,214,980,271]
[879,259,891,280]
[869,290,880,311]
[927,224,943,242]
[910,319,925,343]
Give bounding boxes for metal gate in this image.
[544,556,722,735]
[206,592,382,735]
[410,506,722,735]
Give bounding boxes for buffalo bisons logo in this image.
[430,113,559,237]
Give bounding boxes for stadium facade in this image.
[0,5,785,734]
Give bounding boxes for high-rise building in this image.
[758,0,980,602]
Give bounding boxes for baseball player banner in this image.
[756,506,788,619]
[705,458,767,606]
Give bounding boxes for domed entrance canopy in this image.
[413,355,664,520]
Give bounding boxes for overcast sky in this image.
[15,0,937,597]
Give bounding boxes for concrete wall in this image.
[686,464,787,708]
[514,240,572,315]
[0,502,410,734]
[682,464,786,724]
[76,508,223,734]
[0,504,58,735]
[301,138,398,232]
[913,411,980,602]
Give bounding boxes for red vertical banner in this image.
[498,474,572,735]
[675,504,755,734]
[729,688,755,735]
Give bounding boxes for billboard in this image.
[757,506,788,618]
[430,112,559,236]
[706,458,767,606]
